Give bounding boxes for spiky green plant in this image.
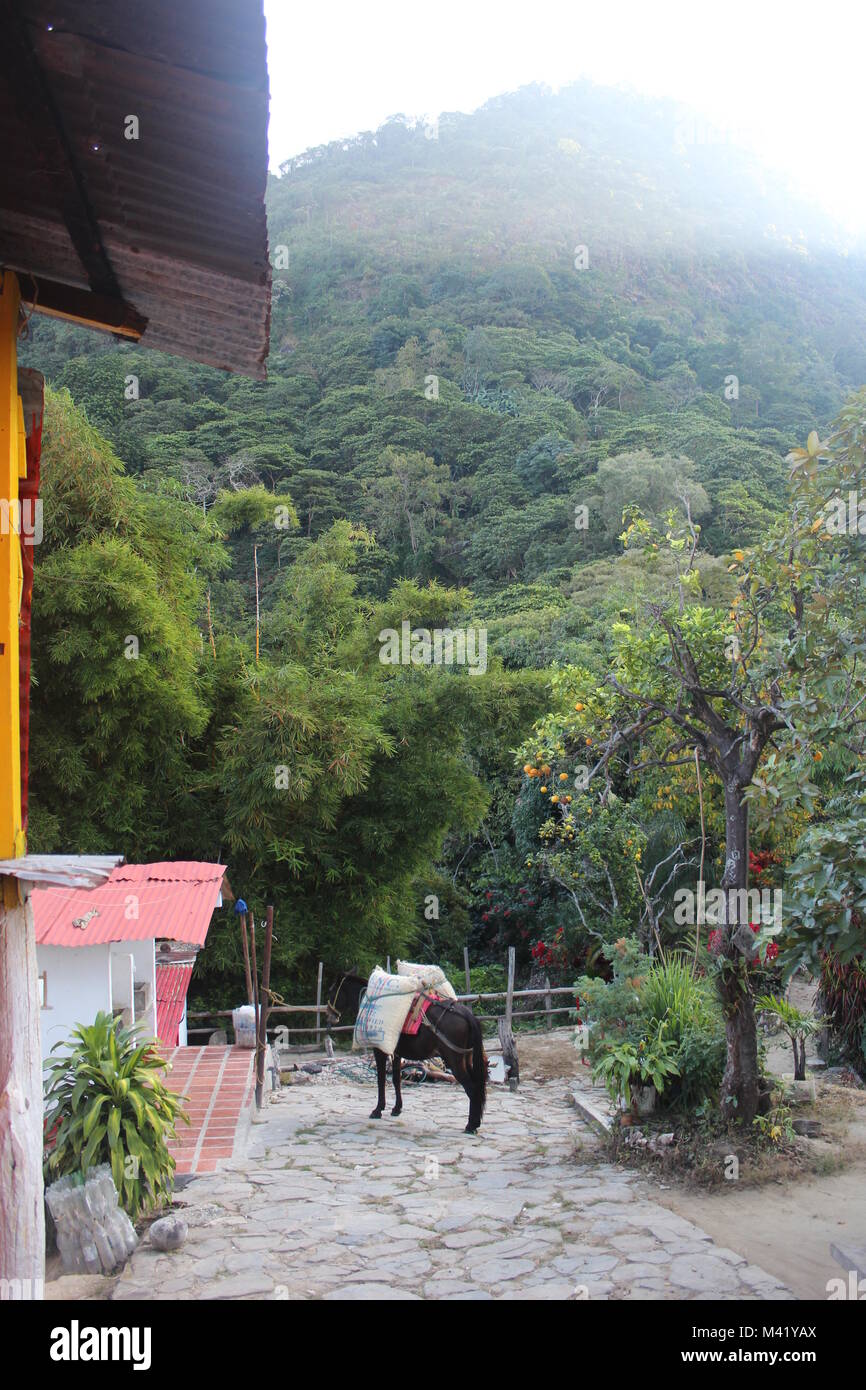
[44,1012,189,1221]
[640,951,721,1043]
[819,953,866,1070]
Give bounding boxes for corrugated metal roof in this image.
[156,961,194,1048]
[33,861,225,947]
[0,1,271,376]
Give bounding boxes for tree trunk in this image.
[717,776,761,1124]
[794,1037,806,1082]
[0,883,44,1299]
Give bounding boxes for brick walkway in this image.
[164,1046,255,1174]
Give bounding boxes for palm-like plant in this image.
[755,994,826,1081]
[44,1012,189,1221]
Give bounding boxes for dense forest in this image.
[20,83,866,1098]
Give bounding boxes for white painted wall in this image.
[37,938,158,1059]
[37,943,111,1059]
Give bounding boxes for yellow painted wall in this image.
[0,272,24,859]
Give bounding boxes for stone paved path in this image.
[112,1074,793,1300]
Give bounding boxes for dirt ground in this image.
[516,1028,588,1081]
[650,1164,866,1299]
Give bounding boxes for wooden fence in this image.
[187,947,577,1048]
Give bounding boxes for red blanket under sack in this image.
[401,991,440,1036]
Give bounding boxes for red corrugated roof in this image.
[156,962,194,1049]
[33,862,225,947]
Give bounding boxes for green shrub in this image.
[640,952,725,1108]
[674,1022,726,1107]
[44,1012,189,1222]
[641,952,720,1041]
[574,936,651,1057]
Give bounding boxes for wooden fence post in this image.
[498,946,519,1088]
[255,906,273,1110]
[463,946,471,995]
[544,974,552,1030]
[316,961,323,1049]
[249,915,259,1059]
[241,911,253,1005]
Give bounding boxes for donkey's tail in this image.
[470,1015,487,1118]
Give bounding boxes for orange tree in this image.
[520,400,866,1122]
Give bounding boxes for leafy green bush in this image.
[44,1012,189,1221]
[578,947,726,1109]
[574,936,650,1057]
[443,963,507,999]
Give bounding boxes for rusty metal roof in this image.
[33,861,226,947]
[0,1,271,375]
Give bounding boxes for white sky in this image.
[264,0,866,234]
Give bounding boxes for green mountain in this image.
[20,80,866,996]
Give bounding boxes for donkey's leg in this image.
[465,1060,483,1134]
[443,1046,479,1133]
[463,1060,482,1134]
[391,1053,403,1116]
[370,1049,387,1119]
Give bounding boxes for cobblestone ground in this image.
[111,1075,793,1301]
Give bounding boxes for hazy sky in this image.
[264,0,866,233]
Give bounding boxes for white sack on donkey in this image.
[352,967,416,1055]
[396,960,457,1000]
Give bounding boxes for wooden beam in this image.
[17,274,146,340]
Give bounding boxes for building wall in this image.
[37,943,111,1059]
[37,938,157,1058]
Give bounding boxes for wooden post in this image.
[255,906,273,1110]
[0,879,44,1298]
[544,974,552,1030]
[0,274,43,1299]
[463,946,470,995]
[315,961,323,1049]
[249,914,259,1058]
[241,911,253,1005]
[498,946,519,1088]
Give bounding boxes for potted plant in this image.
[44,1011,189,1221]
[592,1026,680,1121]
